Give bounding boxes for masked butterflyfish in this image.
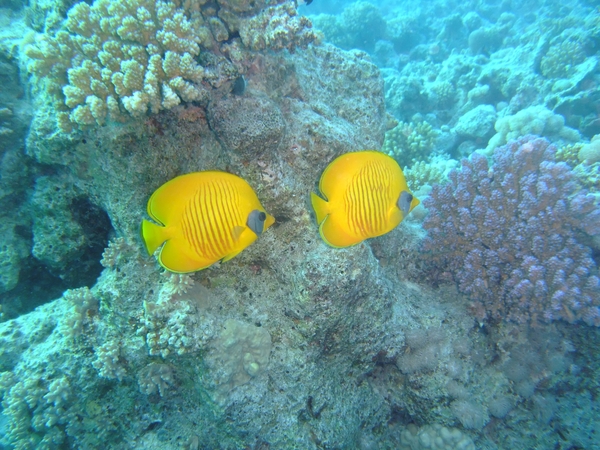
[141,171,275,273]
[310,151,420,248]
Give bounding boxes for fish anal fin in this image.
[222,248,243,263]
[319,216,358,248]
[159,239,212,273]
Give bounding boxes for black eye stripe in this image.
[259,212,266,221]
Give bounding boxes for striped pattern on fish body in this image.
[180,177,243,262]
[141,171,275,273]
[311,151,420,248]
[343,158,397,239]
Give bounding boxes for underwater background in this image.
[1,0,600,448]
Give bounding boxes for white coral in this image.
[239,3,317,52]
[24,0,213,132]
[92,340,127,380]
[139,278,213,357]
[59,287,98,339]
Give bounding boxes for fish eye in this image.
[397,191,413,216]
[247,210,266,236]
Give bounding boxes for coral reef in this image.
[2,0,600,449]
[422,136,600,325]
[540,28,588,79]
[403,156,456,193]
[486,105,580,153]
[398,423,475,450]
[309,0,599,160]
[239,2,318,52]
[383,118,438,167]
[205,318,272,401]
[578,134,600,164]
[207,95,285,156]
[311,1,386,52]
[25,0,218,131]
[23,0,316,133]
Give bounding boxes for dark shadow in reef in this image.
[0,197,113,320]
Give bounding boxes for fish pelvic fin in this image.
[141,219,168,255]
[310,192,329,225]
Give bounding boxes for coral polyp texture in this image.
[383,118,438,167]
[25,0,215,132]
[422,136,600,326]
[239,2,318,52]
[24,0,316,133]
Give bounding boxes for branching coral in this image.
[58,287,98,339]
[24,0,316,133]
[383,119,438,167]
[24,0,226,132]
[404,160,447,192]
[540,28,588,79]
[422,136,600,326]
[100,237,129,269]
[138,273,213,357]
[556,141,600,193]
[92,340,127,380]
[1,373,73,448]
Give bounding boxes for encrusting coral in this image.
[486,105,580,154]
[239,2,318,52]
[422,136,600,326]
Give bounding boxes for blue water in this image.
[0,0,599,448]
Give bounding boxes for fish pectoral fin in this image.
[232,225,246,242]
[310,192,330,225]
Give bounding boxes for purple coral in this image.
[422,136,600,326]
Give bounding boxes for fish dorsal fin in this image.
[232,225,245,242]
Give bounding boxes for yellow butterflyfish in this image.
[141,171,275,273]
[310,151,419,248]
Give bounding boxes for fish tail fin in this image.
[310,192,329,225]
[141,220,168,255]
